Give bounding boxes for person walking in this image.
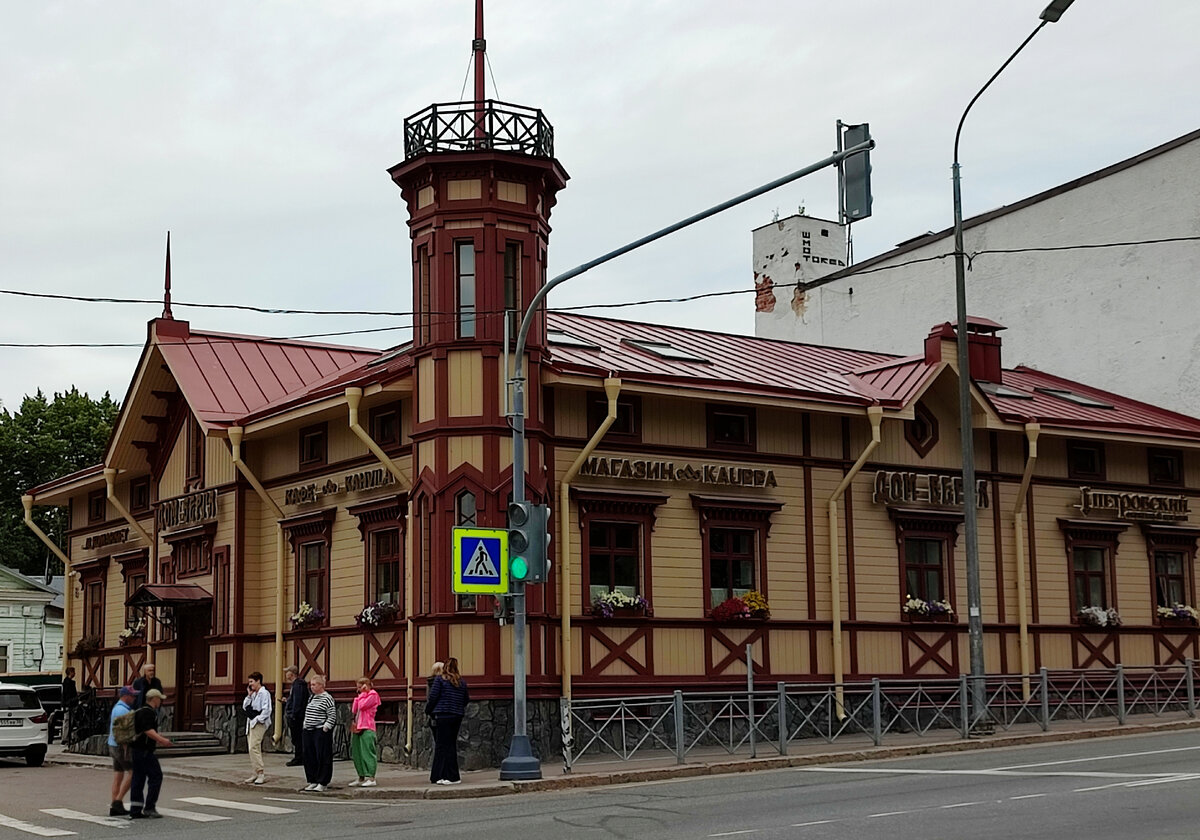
[106,686,135,816]
[131,663,163,709]
[128,689,172,819]
[427,657,469,785]
[301,673,336,792]
[242,671,272,785]
[349,677,380,787]
[283,665,309,767]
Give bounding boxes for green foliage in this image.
[0,388,119,576]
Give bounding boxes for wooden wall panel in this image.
[771,629,809,674]
[447,351,483,417]
[449,624,485,676]
[855,630,901,674]
[205,437,236,487]
[417,357,435,422]
[447,436,483,471]
[758,407,803,456]
[160,425,187,499]
[1029,483,1076,623]
[555,389,587,440]
[809,414,843,460]
[642,397,705,448]
[653,627,704,675]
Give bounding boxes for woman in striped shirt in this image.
[427,657,470,784]
[302,674,337,792]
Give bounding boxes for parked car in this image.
[0,683,48,766]
[30,685,62,742]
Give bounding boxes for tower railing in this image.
[404,100,554,160]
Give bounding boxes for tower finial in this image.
[473,0,485,104]
[162,231,173,320]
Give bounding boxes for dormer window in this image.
[129,477,151,514]
[88,490,106,525]
[1148,448,1184,487]
[707,405,756,451]
[1067,440,1105,481]
[299,423,328,469]
[370,404,401,448]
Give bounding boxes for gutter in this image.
[228,426,288,745]
[103,468,153,546]
[22,495,72,673]
[343,388,417,762]
[1012,423,1040,698]
[828,405,884,716]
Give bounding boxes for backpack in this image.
[113,711,138,746]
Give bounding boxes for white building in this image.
[754,128,1200,417]
[0,566,63,677]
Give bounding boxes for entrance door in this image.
[175,608,209,731]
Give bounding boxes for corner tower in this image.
[387,11,568,629]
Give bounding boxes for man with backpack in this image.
[107,686,136,816]
[128,689,172,819]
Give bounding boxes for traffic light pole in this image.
[500,139,874,781]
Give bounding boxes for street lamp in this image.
[954,0,1074,725]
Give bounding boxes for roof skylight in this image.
[548,329,601,351]
[1034,387,1114,409]
[622,338,710,364]
[978,382,1033,400]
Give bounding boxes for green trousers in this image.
[351,729,377,779]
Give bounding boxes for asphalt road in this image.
[4,730,1200,839]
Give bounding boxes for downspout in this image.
[228,426,288,745]
[829,405,883,716]
[343,388,417,760]
[560,377,621,704]
[22,495,71,672]
[1012,423,1040,699]
[103,468,153,546]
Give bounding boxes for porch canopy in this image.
[127,583,212,607]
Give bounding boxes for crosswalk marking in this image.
[39,810,128,828]
[152,807,231,823]
[0,814,75,837]
[174,797,297,815]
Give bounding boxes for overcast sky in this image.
[1,1,1197,410]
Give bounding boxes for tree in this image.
[0,389,120,577]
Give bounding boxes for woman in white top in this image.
[242,672,272,784]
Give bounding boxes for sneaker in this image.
[143,811,163,819]
[109,802,128,817]
[446,780,461,785]
[302,783,318,792]
[313,784,326,792]
[253,775,266,785]
[360,779,377,788]
[129,812,146,820]
[435,779,450,785]
[348,779,362,787]
[244,775,259,784]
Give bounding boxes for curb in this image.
[49,717,1200,799]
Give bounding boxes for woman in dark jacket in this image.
[427,657,469,784]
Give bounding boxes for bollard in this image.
[959,674,970,738]
[560,697,574,773]
[1040,668,1050,731]
[1188,659,1196,718]
[1116,665,1126,725]
[871,678,882,746]
[673,690,685,765]
[747,645,756,759]
[777,682,789,756]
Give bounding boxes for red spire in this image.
[162,231,173,320]
[474,0,486,104]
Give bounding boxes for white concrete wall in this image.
[754,135,1200,417]
[752,215,848,332]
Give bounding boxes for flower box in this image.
[902,596,954,622]
[1077,606,1122,628]
[356,601,402,628]
[290,602,325,630]
[1157,604,1199,626]
[592,592,650,620]
[710,592,770,622]
[901,610,955,624]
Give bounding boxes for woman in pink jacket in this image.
[349,677,381,787]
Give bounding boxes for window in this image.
[350,497,406,614]
[1148,448,1184,487]
[283,509,335,623]
[125,572,146,629]
[1059,519,1125,621]
[905,402,939,458]
[456,491,478,612]
[370,403,401,448]
[373,529,402,605]
[889,509,963,619]
[129,477,151,514]
[504,241,521,341]
[0,643,9,674]
[1144,525,1200,621]
[165,526,214,579]
[708,528,756,607]
[1067,440,1105,481]
[186,417,205,489]
[622,338,710,363]
[85,581,104,639]
[587,394,641,442]
[88,490,106,525]
[1072,547,1108,610]
[1154,551,1187,609]
[1035,387,1114,409]
[456,241,476,339]
[707,405,756,450]
[588,522,641,603]
[302,542,327,616]
[214,547,231,635]
[905,538,946,603]
[548,330,600,350]
[416,243,431,345]
[299,423,327,469]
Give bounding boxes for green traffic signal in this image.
[510,555,529,581]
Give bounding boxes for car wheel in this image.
[25,747,46,767]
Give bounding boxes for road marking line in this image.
[39,810,127,828]
[940,801,984,809]
[174,797,296,815]
[262,797,408,806]
[1123,774,1200,788]
[0,814,75,837]
[152,807,231,822]
[868,811,912,818]
[993,744,1200,771]
[802,767,1168,779]
[1009,794,1046,800]
[708,830,760,837]
[790,820,835,827]
[1074,781,1134,793]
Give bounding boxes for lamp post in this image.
[954,0,1074,726]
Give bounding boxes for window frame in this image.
[889,508,963,622]
[587,393,642,443]
[185,417,205,490]
[163,523,216,580]
[576,490,667,616]
[283,509,336,628]
[369,402,403,449]
[706,404,757,452]
[129,477,151,515]
[87,490,106,525]
[904,401,939,459]
[456,240,477,339]
[454,489,480,613]
[0,642,9,674]
[1058,518,1126,623]
[503,240,522,344]
[693,495,782,615]
[298,422,328,470]
[1066,440,1106,482]
[1148,447,1185,488]
[416,242,431,345]
[1143,524,1200,623]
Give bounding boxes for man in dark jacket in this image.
[283,665,309,767]
[131,663,163,709]
[129,689,172,819]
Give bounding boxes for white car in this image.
[0,683,48,767]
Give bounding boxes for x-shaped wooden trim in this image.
[123,649,146,684]
[1075,631,1116,669]
[296,636,328,677]
[903,629,956,675]
[1155,631,1194,666]
[83,654,102,688]
[366,629,404,680]
[584,626,650,677]
[707,626,767,676]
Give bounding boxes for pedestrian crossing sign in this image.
[452,527,509,594]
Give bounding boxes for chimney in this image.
[924,317,1005,382]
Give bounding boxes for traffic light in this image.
[840,122,873,222]
[507,501,552,584]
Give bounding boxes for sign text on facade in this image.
[579,456,777,489]
[1076,487,1190,522]
[286,467,396,506]
[872,471,990,509]
[157,489,218,532]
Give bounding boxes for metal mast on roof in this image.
[162,231,173,320]
[473,0,486,140]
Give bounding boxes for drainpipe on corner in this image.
[343,387,417,761]
[22,494,72,675]
[1012,423,1040,699]
[228,426,288,745]
[103,468,153,546]
[828,405,883,717]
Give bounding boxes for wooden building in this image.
[24,97,1200,766]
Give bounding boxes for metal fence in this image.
[561,663,1198,771]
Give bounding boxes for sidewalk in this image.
[48,713,1200,800]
